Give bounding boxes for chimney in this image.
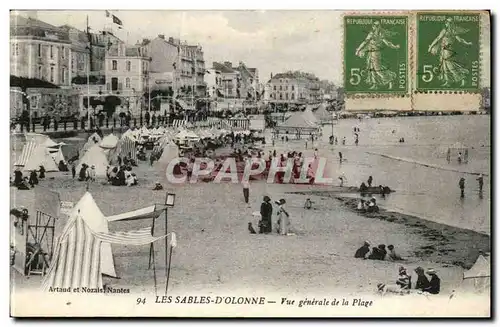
[224,61,232,68]
[270,73,273,79]
[158,34,165,40]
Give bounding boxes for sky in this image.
[15,10,491,87]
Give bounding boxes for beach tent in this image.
[156,142,180,171]
[79,133,102,158]
[462,254,490,293]
[15,140,59,172]
[302,107,319,125]
[174,130,200,143]
[77,144,109,177]
[41,192,170,291]
[314,104,332,123]
[275,111,320,137]
[121,129,137,142]
[109,136,138,165]
[99,134,119,149]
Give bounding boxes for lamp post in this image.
[164,193,175,295]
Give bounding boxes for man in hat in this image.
[259,196,273,234]
[354,241,370,259]
[242,179,250,205]
[396,266,411,290]
[423,269,440,294]
[414,267,430,291]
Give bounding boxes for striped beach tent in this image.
[14,140,37,167]
[41,192,169,291]
[109,136,138,165]
[172,119,188,128]
[15,140,59,172]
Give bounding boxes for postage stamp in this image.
[344,15,408,94]
[416,12,481,91]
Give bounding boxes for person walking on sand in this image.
[276,199,291,235]
[338,173,347,187]
[476,174,484,192]
[367,175,373,187]
[339,152,343,163]
[459,177,465,198]
[259,196,273,234]
[423,269,441,294]
[71,161,76,179]
[89,165,96,182]
[342,137,346,145]
[242,179,250,204]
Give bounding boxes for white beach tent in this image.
[41,192,170,291]
[99,134,119,149]
[156,142,180,171]
[462,254,491,294]
[77,144,109,177]
[302,107,319,125]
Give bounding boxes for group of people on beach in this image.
[12,165,46,190]
[248,196,294,236]
[355,241,403,261]
[378,266,441,295]
[459,174,485,198]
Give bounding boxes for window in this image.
[126,61,131,71]
[280,79,283,83]
[111,77,118,91]
[50,67,54,82]
[50,45,54,59]
[286,93,289,100]
[125,77,130,88]
[61,68,66,84]
[61,46,65,59]
[38,44,41,57]
[38,66,42,79]
[279,85,282,91]
[292,85,295,91]
[12,43,19,56]
[273,85,276,91]
[286,86,288,91]
[279,93,283,100]
[112,60,117,70]
[291,93,295,100]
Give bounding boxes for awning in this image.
[94,228,170,246]
[106,205,165,222]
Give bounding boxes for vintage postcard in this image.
[9,9,491,317]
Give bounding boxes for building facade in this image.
[10,14,71,88]
[265,72,324,107]
[104,42,151,116]
[205,68,223,98]
[148,35,206,98]
[235,62,259,100]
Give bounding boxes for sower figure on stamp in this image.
[428,17,473,87]
[355,20,400,90]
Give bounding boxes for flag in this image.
[170,232,177,248]
[105,10,110,17]
[112,14,123,26]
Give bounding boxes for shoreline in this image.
[289,189,490,270]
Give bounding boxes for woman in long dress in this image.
[355,21,400,90]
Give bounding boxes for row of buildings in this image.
[10,11,331,119]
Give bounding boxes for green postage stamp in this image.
[416,12,480,91]
[344,15,408,94]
